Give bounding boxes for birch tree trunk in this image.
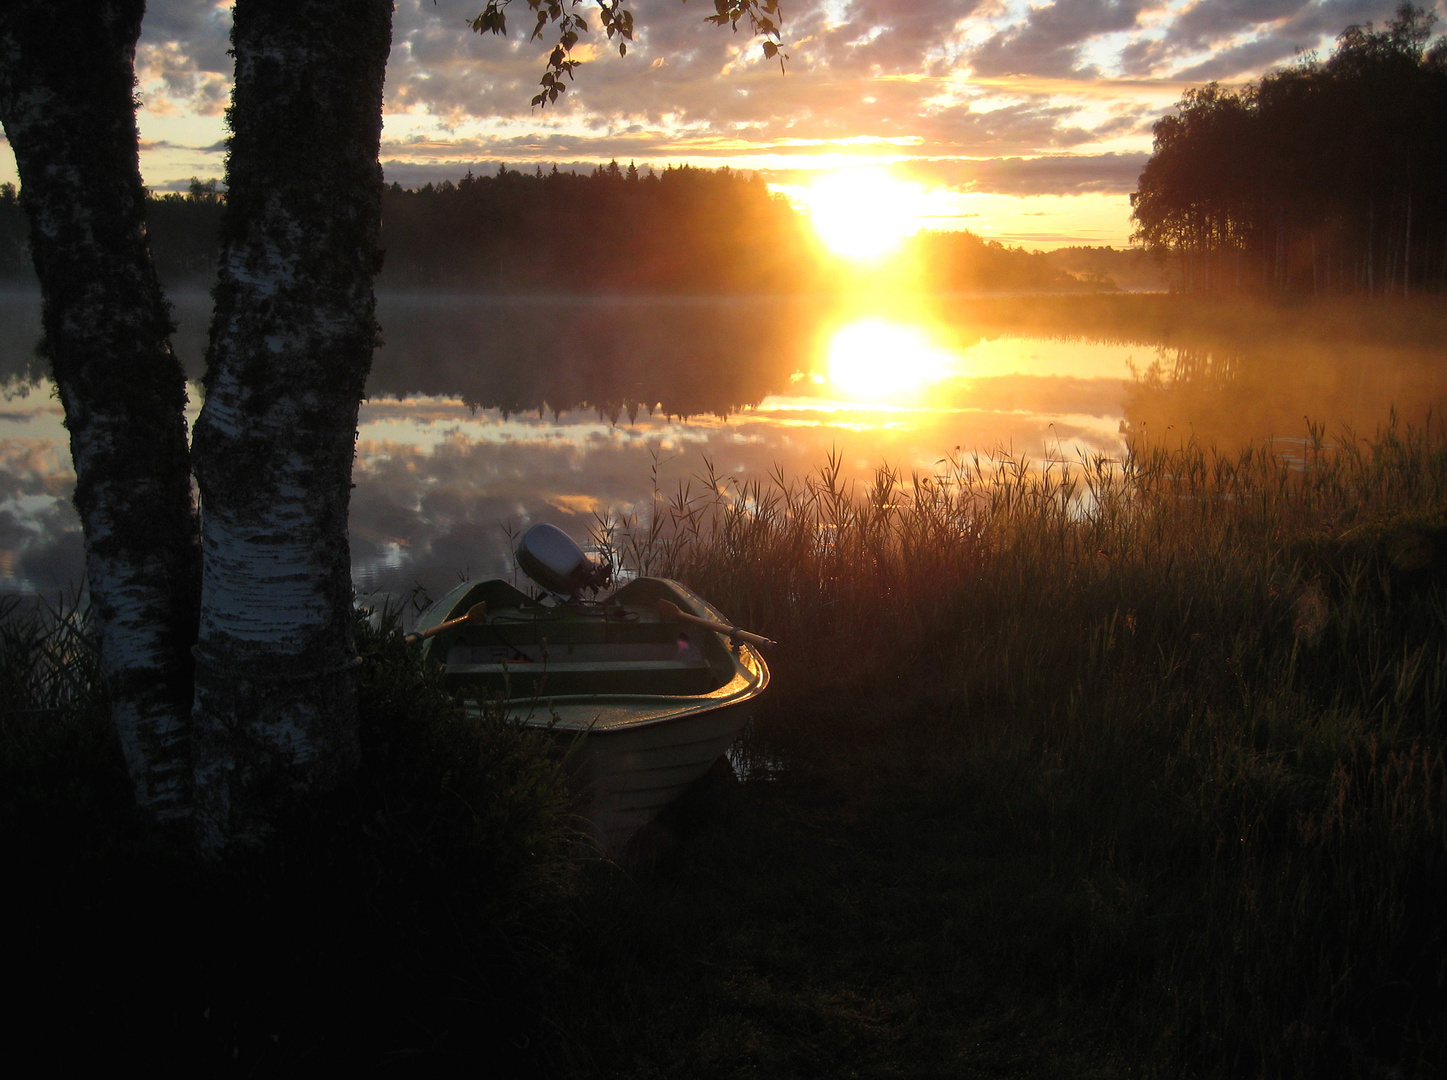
[190,0,393,849]
[0,1,202,821]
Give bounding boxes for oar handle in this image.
[404,602,487,644]
[658,599,776,648]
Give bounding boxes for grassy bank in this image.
[0,601,579,1073]
[4,417,1446,1075]
[572,421,1447,1077]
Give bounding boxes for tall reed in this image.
[592,419,1447,1076]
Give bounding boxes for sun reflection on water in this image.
[10,286,1436,605]
[824,318,956,401]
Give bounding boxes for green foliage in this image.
[345,600,579,915]
[0,595,132,859]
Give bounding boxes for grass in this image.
[0,600,579,1073]
[3,415,1446,1076]
[570,419,1447,1078]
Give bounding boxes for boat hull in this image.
[493,691,752,853]
[419,576,769,853]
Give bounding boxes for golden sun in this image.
[804,168,925,261]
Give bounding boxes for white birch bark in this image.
[190,0,393,850]
[0,1,202,821]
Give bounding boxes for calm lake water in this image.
[2,289,1444,602]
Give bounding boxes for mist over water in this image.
[1,289,1444,601]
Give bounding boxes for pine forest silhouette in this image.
[0,166,1115,296]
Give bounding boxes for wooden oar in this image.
[657,598,776,648]
[405,602,487,644]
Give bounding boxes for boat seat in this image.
[444,646,720,698]
[445,641,705,665]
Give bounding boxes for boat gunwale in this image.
[462,642,768,734]
[427,576,769,735]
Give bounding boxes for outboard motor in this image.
[515,523,613,599]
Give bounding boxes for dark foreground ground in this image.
[7,403,1447,1077]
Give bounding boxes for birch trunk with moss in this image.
[189,0,393,849]
[0,1,202,821]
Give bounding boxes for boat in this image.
[413,534,770,854]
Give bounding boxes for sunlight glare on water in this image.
[956,336,1142,379]
[6,289,1442,604]
[825,318,955,400]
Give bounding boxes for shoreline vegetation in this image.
[6,414,1447,1075]
[1132,5,1447,298]
[0,168,1156,296]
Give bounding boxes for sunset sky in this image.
[5,0,1436,248]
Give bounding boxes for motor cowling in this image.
[515,522,612,597]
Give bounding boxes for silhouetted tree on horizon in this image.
[1132,3,1447,297]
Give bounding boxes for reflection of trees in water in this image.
[0,292,44,386]
[8,289,1444,448]
[368,295,819,420]
[1130,347,1242,390]
[1122,346,1248,448]
[0,293,820,420]
[0,289,213,389]
[1123,338,1447,451]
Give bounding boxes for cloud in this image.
[1172,35,1302,80]
[784,0,989,77]
[1166,0,1311,51]
[1133,0,1410,79]
[137,0,234,114]
[909,153,1150,195]
[378,90,1114,167]
[969,0,1167,78]
[384,2,1103,156]
[114,0,1441,205]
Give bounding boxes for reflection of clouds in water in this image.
[17,293,1438,602]
[347,382,1132,600]
[0,375,1138,600]
[0,437,83,595]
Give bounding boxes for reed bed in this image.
[0,593,101,724]
[0,597,580,1072]
[5,419,1445,1075]
[582,421,1447,1078]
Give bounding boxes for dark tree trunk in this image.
[190,0,393,849]
[0,1,201,821]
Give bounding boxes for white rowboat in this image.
[416,575,770,853]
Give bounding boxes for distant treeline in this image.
[0,183,32,279]
[1132,3,1447,296]
[0,179,227,285]
[0,165,1118,295]
[905,231,1120,292]
[381,162,814,293]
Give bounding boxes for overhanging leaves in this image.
[469,0,787,107]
